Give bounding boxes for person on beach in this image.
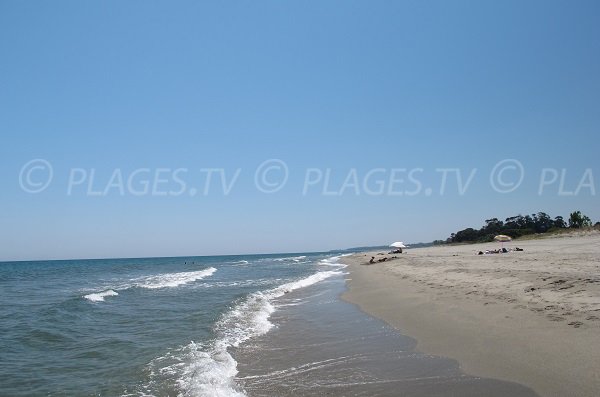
[369,257,375,264]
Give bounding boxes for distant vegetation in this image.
[434,211,596,245]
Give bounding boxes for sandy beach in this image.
[341,232,600,397]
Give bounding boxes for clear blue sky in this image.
[1,0,599,261]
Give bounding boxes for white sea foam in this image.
[154,270,341,397]
[273,255,307,262]
[135,267,217,289]
[83,267,217,303]
[230,260,249,265]
[84,289,119,302]
[319,255,347,268]
[200,278,279,289]
[273,271,340,294]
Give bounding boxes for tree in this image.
[553,216,567,229]
[568,211,592,228]
[483,218,503,234]
[505,215,525,230]
[533,212,553,233]
[523,215,535,229]
[443,211,593,244]
[453,228,479,242]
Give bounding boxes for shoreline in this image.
[235,266,536,396]
[341,233,600,397]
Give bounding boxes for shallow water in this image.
[235,275,538,396]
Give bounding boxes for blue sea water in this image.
[0,253,538,397]
[0,253,344,396]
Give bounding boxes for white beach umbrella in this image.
[389,241,407,248]
[494,235,512,249]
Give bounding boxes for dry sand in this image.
[341,231,600,397]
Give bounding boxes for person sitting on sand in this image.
[369,256,375,264]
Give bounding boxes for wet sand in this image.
[341,232,600,397]
[235,273,537,396]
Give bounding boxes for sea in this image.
[0,252,537,396]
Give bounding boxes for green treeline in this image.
[435,211,597,244]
